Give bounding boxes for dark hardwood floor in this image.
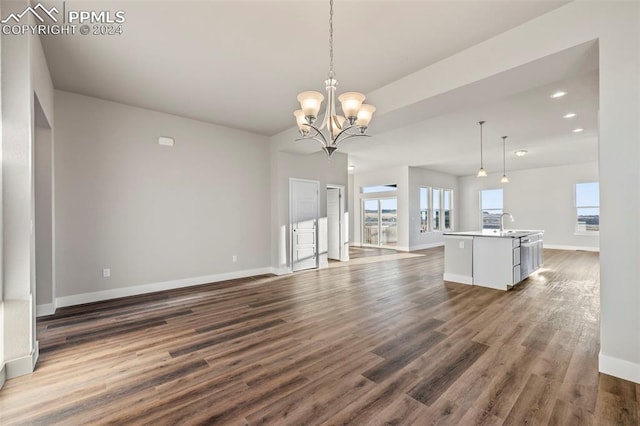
[1,247,638,425]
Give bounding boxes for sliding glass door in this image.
[362,198,397,247]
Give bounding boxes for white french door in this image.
[290,179,319,272]
[362,197,397,247]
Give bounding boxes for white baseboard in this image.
[319,260,329,269]
[0,363,5,390]
[393,245,410,252]
[443,273,473,285]
[599,352,640,384]
[55,267,273,308]
[544,244,599,252]
[6,341,39,379]
[409,242,444,251]
[36,303,56,317]
[271,266,292,276]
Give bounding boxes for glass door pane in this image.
[380,198,397,246]
[363,199,379,245]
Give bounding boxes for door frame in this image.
[327,184,348,262]
[289,178,320,271]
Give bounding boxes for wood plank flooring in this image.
[1,247,638,425]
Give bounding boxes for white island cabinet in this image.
[443,230,543,291]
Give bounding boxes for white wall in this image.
[408,167,458,250]
[0,0,4,383]
[352,166,409,250]
[458,162,599,251]
[53,91,271,306]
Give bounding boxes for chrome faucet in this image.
[500,212,514,233]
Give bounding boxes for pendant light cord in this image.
[329,0,334,78]
[502,136,507,175]
[479,121,485,167]
[502,136,507,177]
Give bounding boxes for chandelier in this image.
[293,0,376,158]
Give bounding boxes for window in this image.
[419,187,454,233]
[443,189,452,230]
[480,189,503,229]
[420,187,429,232]
[432,188,441,231]
[575,182,599,232]
[362,184,397,194]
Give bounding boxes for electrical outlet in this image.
[459,241,465,249]
[232,255,237,262]
[103,268,111,278]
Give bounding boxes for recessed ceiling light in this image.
[572,128,584,133]
[515,150,528,157]
[348,164,355,171]
[550,91,567,98]
[563,113,577,118]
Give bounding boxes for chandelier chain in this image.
[329,0,334,77]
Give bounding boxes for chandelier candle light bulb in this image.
[293,0,375,158]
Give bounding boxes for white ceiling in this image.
[39,0,599,177]
[345,52,599,176]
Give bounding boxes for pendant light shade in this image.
[501,136,509,183]
[356,104,376,128]
[297,91,325,120]
[477,121,487,177]
[338,92,366,122]
[294,110,309,135]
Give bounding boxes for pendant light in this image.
[500,136,509,183]
[477,121,487,177]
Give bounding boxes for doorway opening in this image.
[327,184,348,262]
[34,94,54,317]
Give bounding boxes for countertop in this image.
[444,229,544,239]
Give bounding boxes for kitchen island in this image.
[443,230,543,290]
